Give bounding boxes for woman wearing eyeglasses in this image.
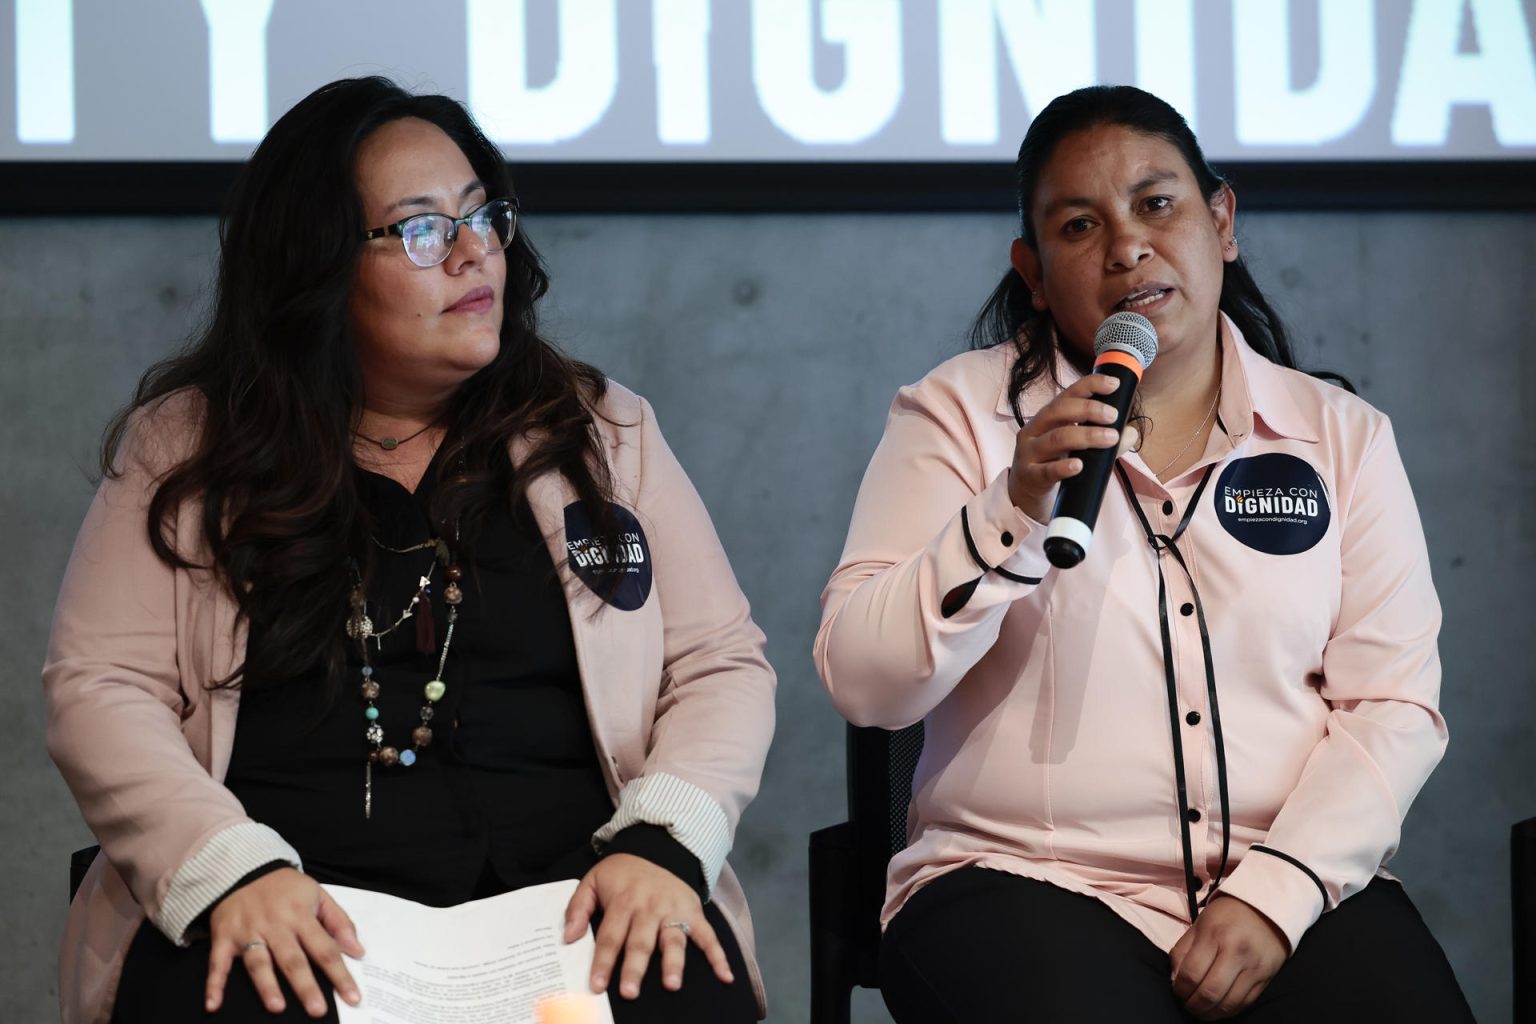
[45,77,773,1023]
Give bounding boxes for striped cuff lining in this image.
[154,822,303,945]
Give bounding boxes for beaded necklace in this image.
[346,534,465,819]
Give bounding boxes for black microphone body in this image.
[1043,313,1158,569]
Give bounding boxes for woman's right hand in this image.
[1007,373,1134,524]
[205,867,365,1017]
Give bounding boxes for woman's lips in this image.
[1116,287,1173,314]
[445,285,495,313]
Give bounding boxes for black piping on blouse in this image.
[989,406,1326,924]
[942,506,1044,618]
[1249,844,1332,911]
[1115,462,1233,922]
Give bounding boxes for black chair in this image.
[808,722,925,1024]
[69,844,99,901]
[1514,817,1535,1023]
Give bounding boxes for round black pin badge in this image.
[1214,453,1331,555]
[563,502,653,610]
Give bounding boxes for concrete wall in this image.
[3,210,1531,1023]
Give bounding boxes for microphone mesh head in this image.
[1094,311,1158,369]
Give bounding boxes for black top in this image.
[224,453,701,906]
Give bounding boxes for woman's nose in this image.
[1104,220,1153,270]
[443,223,490,272]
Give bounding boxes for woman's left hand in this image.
[1169,895,1288,1019]
[563,853,735,999]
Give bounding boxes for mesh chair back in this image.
[885,724,926,857]
[847,722,925,867]
[1515,817,1536,1021]
[809,722,928,1022]
[69,845,99,902]
[839,721,925,990]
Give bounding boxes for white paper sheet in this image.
[325,880,613,1024]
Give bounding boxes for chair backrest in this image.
[69,845,99,902]
[1515,817,1536,1022]
[844,722,925,987]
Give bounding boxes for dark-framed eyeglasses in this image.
[362,197,519,268]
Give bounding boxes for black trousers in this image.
[880,868,1474,1024]
[112,896,756,1023]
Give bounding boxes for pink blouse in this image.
[815,316,1445,955]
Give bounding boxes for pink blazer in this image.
[44,382,776,1023]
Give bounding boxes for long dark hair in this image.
[102,77,618,690]
[970,85,1350,420]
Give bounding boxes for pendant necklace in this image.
[354,418,439,452]
[346,531,465,819]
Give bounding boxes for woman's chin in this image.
[447,332,503,374]
[388,345,501,397]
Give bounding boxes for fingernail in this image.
[592,975,606,990]
[205,999,216,1012]
[623,982,638,998]
[666,974,680,988]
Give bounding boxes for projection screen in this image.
[4,0,1534,212]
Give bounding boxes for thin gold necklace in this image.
[1153,384,1221,478]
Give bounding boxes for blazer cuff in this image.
[939,472,1049,618]
[966,470,1051,581]
[154,822,303,946]
[1218,844,1329,955]
[592,772,731,897]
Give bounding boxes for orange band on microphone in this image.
[1094,349,1145,379]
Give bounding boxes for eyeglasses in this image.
[362,197,519,268]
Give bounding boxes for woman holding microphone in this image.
[815,85,1470,1022]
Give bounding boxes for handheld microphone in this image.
[1043,312,1158,569]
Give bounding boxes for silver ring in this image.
[664,920,691,937]
[241,940,267,954]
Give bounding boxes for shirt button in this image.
[1187,808,1202,823]
[1001,531,1014,547]
[1162,500,1175,515]
[1185,710,1201,726]
[1180,602,1194,616]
